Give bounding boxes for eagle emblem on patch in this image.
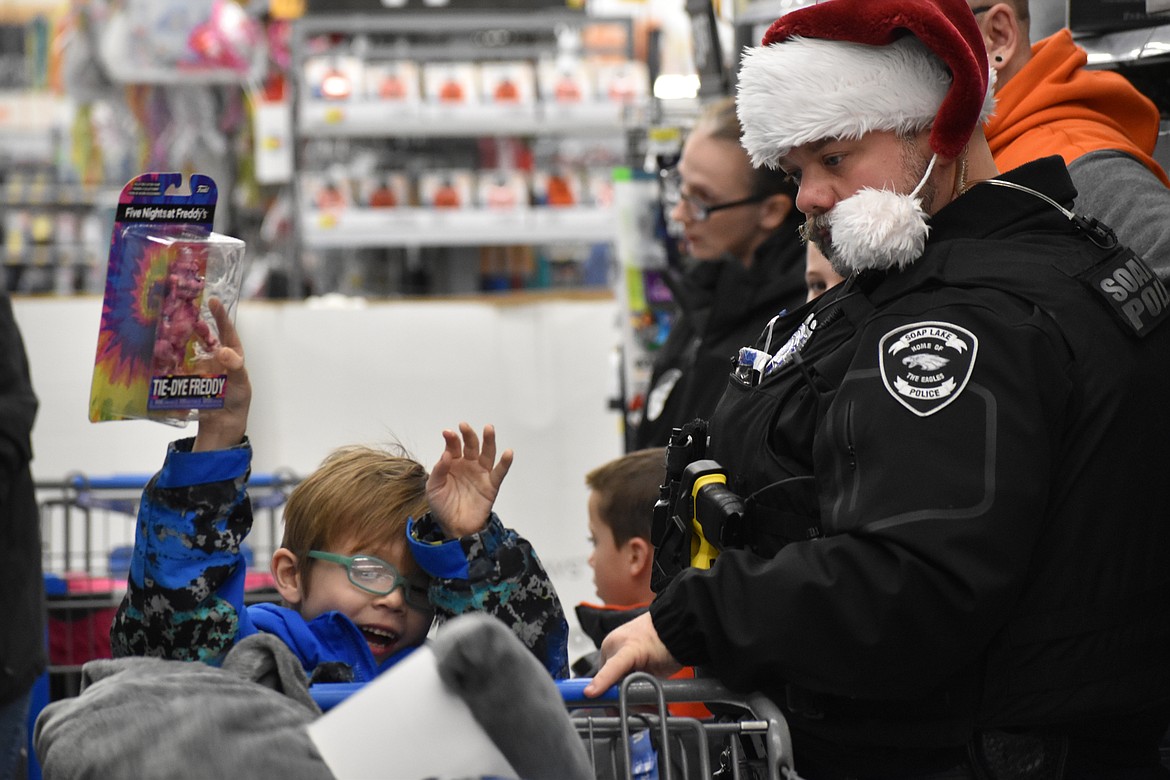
[879,321,978,417]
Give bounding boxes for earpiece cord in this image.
[976,179,1118,249]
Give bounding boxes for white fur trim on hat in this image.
[737,35,992,169]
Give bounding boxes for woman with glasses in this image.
[632,96,807,450]
[111,302,569,685]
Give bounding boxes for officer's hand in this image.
[583,611,682,697]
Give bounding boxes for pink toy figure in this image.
[152,244,217,375]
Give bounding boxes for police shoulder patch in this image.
[1076,246,1170,338]
[878,321,978,417]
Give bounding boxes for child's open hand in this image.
[193,298,251,452]
[426,422,513,538]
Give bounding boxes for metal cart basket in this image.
[559,673,800,780]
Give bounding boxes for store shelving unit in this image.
[288,10,646,296]
[0,168,114,295]
[0,1,269,295]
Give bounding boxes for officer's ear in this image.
[759,193,794,232]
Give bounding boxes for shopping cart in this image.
[311,671,798,780]
[560,672,798,780]
[37,469,300,699]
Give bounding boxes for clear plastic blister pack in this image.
[89,172,245,426]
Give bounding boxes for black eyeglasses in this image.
[970,4,994,14]
[307,550,432,610]
[659,168,768,222]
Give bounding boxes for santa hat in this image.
[736,0,996,272]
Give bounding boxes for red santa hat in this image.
[735,0,996,273]
[738,0,995,169]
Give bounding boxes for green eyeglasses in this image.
[307,550,432,610]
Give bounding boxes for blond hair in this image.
[281,445,429,583]
[694,95,797,200]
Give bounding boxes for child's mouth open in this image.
[360,625,401,659]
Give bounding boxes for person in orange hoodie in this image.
[970,0,1170,280]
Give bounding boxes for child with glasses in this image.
[111,301,569,683]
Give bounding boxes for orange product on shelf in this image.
[493,77,520,103]
[368,186,398,208]
[545,173,575,207]
[432,181,461,208]
[439,78,465,103]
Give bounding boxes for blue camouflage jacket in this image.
[110,437,569,682]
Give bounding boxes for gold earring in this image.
[954,153,971,197]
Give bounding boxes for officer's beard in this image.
[800,139,938,277]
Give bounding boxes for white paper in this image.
[307,647,518,780]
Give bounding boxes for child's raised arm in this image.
[415,423,568,678]
[425,422,513,538]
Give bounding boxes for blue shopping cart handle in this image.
[557,678,619,703]
[64,472,296,491]
[310,682,364,711]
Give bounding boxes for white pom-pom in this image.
[829,189,931,273]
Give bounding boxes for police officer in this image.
[632,96,805,451]
[585,0,1170,777]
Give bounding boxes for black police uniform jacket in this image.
[647,158,1170,769]
[632,210,807,450]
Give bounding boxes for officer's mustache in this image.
[798,214,832,248]
[799,214,852,277]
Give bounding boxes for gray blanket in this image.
[34,633,331,779]
[34,614,592,780]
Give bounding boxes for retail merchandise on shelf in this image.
[0,0,275,297]
[289,10,647,296]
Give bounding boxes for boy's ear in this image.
[627,536,652,578]
[271,547,304,607]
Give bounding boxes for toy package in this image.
[422,62,479,105]
[89,172,245,426]
[419,170,475,209]
[479,62,535,106]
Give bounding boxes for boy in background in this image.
[574,447,661,659]
[573,446,707,716]
[111,300,569,683]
